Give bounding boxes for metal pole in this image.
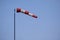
[14,9,16,40]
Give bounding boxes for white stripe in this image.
[21,9,25,13]
[29,13,33,16]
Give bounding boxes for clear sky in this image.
[0,0,60,40]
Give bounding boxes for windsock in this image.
[16,8,38,18]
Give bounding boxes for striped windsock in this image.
[16,8,38,18]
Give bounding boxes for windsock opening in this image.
[16,8,21,12]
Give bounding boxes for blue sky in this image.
[0,0,60,40]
